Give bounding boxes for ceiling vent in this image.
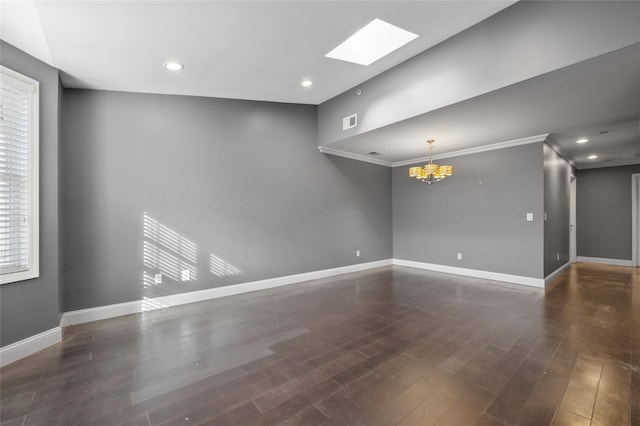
[343,113,357,131]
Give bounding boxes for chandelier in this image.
[408,139,453,184]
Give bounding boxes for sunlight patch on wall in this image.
[143,212,198,285]
[144,213,197,263]
[209,254,242,277]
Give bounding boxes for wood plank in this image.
[0,263,635,425]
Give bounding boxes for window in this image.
[0,66,39,284]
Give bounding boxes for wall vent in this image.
[343,113,357,131]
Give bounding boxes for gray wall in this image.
[393,143,544,279]
[62,89,392,311]
[318,1,640,145]
[58,76,65,317]
[577,164,640,260]
[543,144,571,276]
[0,42,61,346]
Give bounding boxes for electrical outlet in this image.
[457,253,462,260]
[181,270,190,281]
[154,273,162,284]
[356,250,360,257]
[526,213,534,222]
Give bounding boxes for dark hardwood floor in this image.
[1,263,638,425]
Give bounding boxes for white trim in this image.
[633,174,639,267]
[0,65,39,89]
[5,258,549,365]
[0,65,40,285]
[578,158,640,170]
[392,258,544,288]
[62,259,392,327]
[391,134,549,167]
[0,327,61,367]
[61,300,144,327]
[545,136,576,167]
[319,134,549,168]
[570,176,577,263]
[318,146,392,167]
[545,261,571,286]
[577,256,633,267]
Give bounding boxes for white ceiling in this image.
[1,1,638,169]
[0,0,514,104]
[327,43,640,169]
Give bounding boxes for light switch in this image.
[526,213,534,222]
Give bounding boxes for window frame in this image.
[0,65,40,285]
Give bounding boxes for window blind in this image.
[0,67,38,283]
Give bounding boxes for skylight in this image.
[325,19,418,66]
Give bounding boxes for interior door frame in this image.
[633,174,640,267]
[570,175,577,263]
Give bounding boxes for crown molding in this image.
[544,135,576,167]
[392,133,550,167]
[319,133,549,168]
[318,146,393,167]
[577,158,640,170]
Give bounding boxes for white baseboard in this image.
[577,256,633,267]
[0,327,62,368]
[6,257,551,366]
[545,262,571,286]
[392,258,545,288]
[62,259,393,327]
[61,299,144,328]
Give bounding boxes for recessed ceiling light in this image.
[325,19,418,66]
[576,138,589,144]
[588,154,598,160]
[301,80,313,87]
[163,62,184,71]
